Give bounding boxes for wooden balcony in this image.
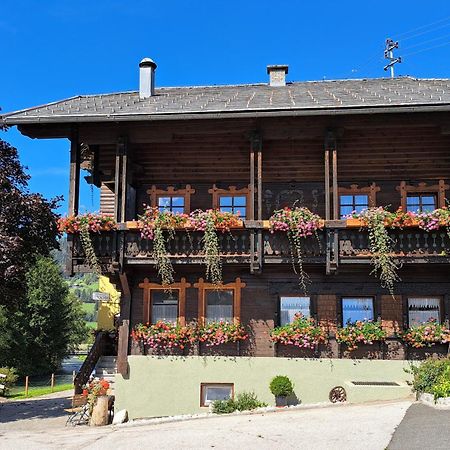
[69,223,450,272]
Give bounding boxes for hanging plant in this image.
[58,213,116,274]
[137,207,189,286]
[350,207,401,295]
[190,209,241,285]
[269,207,323,293]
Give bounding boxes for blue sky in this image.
[2,0,450,214]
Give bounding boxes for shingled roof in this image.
[3,77,450,124]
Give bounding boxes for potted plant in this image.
[269,375,294,407]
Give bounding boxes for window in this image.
[408,297,441,326]
[147,185,195,214]
[406,194,436,213]
[209,185,252,220]
[280,296,310,325]
[195,278,246,326]
[151,290,179,324]
[200,383,234,407]
[206,290,234,323]
[342,297,374,325]
[339,194,369,218]
[219,195,247,219]
[139,278,191,326]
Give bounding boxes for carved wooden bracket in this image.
[396,180,448,210]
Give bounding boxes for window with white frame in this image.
[206,290,233,323]
[408,297,441,325]
[201,383,234,406]
[151,290,179,324]
[342,297,374,325]
[280,296,311,325]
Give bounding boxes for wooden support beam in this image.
[68,127,80,216]
[324,150,330,221]
[332,149,338,220]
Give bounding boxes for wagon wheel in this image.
[329,386,347,403]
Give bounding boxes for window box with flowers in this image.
[131,321,197,356]
[400,320,450,359]
[58,213,117,274]
[198,321,248,356]
[271,313,327,358]
[336,320,387,359]
[269,207,324,293]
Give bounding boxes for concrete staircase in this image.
[94,356,117,393]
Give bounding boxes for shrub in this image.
[0,367,18,396]
[212,398,236,414]
[234,392,268,411]
[269,375,294,397]
[433,378,450,400]
[409,357,450,395]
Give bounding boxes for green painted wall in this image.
[115,356,414,419]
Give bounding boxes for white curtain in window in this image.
[408,298,440,325]
[152,304,178,324]
[280,297,310,325]
[206,305,233,323]
[342,298,374,324]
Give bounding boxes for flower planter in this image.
[275,396,288,407]
[90,395,109,426]
[406,343,449,360]
[199,341,240,357]
[145,346,189,356]
[125,220,244,230]
[340,341,384,359]
[276,343,321,358]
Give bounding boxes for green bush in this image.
[269,375,294,397]
[409,358,450,395]
[0,367,18,396]
[433,378,450,400]
[212,398,236,414]
[235,392,268,411]
[212,391,267,414]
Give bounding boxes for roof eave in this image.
[3,103,450,125]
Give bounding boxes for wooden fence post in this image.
[25,376,29,397]
[51,373,55,392]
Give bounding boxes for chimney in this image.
[267,65,288,87]
[139,57,157,99]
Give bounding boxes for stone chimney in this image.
[267,65,288,87]
[139,57,157,99]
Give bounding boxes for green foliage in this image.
[9,383,73,400]
[212,392,267,414]
[409,358,450,396]
[0,367,18,396]
[269,375,294,397]
[336,320,387,351]
[212,398,237,414]
[234,392,268,411]
[433,378,450,400]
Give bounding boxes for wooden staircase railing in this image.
[74,331,109,394]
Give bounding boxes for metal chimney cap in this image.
[139,58,157,69]
[267,65,288,74]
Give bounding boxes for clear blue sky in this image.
[2,0,450,214]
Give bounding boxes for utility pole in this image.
[384,38,402,78]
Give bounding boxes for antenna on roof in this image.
[384,38,402,78]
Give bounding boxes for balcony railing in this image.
[69,221,450,272]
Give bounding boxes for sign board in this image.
[92,292,110,302]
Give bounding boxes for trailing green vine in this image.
[79,223,101,274]
[351,207,400,295]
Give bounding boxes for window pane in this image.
[354,195,368,205]
[340,195,353,205]
[408,298,440,326]
[219,196,233,206]
[234,207,246,218]
[406,205,420,213]
[158,197,171,207]
[280,297,310,325]
[342,298,374,325]
[203,385,233,405]
[206,290,233,323]
[233,196,247,207]
[172,207,185,215]
[421,204,435,213]
[172,197,185,207]
[340,205,353,218]
[421,196,435,204]
[220,207,233,214]
[151,291,179,324]
[354,205,367,214]
[406,196,419,206]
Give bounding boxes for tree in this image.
[14,256,88,374]
[0,132,60,308]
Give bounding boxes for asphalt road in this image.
[388,403,450,450]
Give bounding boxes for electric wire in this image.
[393,15,450,41]
[401,31,450,52]
[402,39,450,57]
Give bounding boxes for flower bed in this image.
[336,321,387,352]
[400,320,450,348]
[269,207,323,292]
[270,314,326,349]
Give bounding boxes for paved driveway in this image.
[0,399,412,450]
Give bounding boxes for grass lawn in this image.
[82,303,96,314]
[8,383,74,400]
[86,321,97,329]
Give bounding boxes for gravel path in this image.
[0,400,412,450]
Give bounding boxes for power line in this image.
[403,39,450,57]
[393,15,450,40]
[402,31,450,52]
[398,21,450,43]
